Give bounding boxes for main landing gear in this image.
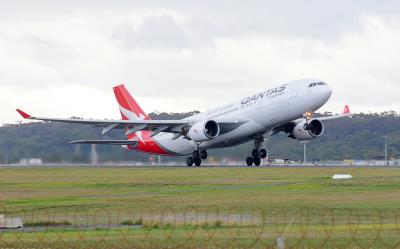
[186,148,207,167]
[246,137,267,166]
[246,149,267,166]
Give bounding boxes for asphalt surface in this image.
[0,164,397,168]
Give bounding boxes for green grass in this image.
[1,166,400,213]
[0,166,400,248]
[121,219,142,226]
[1,225,399,249]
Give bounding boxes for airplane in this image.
[16,79,351,166]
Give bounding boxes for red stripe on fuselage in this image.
[127,131,172,155]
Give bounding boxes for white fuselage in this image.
[152,79,332,155]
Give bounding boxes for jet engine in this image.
[187,120,220,142]
[291,119,324,141]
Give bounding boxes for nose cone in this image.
[323,84,333,101]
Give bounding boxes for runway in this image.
[1,163,397,168]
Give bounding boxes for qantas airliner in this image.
[17,79,351,166]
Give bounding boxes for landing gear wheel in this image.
[252,149,260,158]
[186,157,194,167]
[200,150,208,160]
[246,157,254,166]
[253,156,261,166]
[259,149,267,159]
[193,150,200,158]
[194,157,201,167]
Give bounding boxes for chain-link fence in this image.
[0,206,399,249]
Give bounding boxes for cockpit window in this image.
[308,82,326,87]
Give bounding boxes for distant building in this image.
[344,159,400,166]
[19,158,43,165]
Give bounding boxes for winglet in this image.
[16,109,32,119]
[343,105,351,115]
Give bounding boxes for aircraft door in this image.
[287,82,300,113]
[290,82,299,99]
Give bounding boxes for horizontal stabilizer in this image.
[69,140,138,146]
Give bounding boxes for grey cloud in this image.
[3,0,400,40]
[176,0,400,40]
[113,15,189,50]
[18,34,73,69]
[2,0,400,123]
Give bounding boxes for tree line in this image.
[1,111,399,163]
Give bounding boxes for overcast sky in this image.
[1,0,400,124]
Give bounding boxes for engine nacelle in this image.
[187,120,220,142]
[292,119,324,141]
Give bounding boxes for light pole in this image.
[300,141,309,165]
[384,135,388,166]
[91,144,98,165]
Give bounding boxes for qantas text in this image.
[241,84,287,105]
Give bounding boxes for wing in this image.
[271,105,352,135]
[288,105,352,124]
[16,109,247,137]
[17,109,190,135]
[317,105,352,121]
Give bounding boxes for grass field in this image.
[1,166,400,248]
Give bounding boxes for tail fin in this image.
[113,84,150,121]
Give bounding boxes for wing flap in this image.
[102,124,120,135]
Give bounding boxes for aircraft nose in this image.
[323,84,332,100]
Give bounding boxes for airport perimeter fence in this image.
[1,206,400,249]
